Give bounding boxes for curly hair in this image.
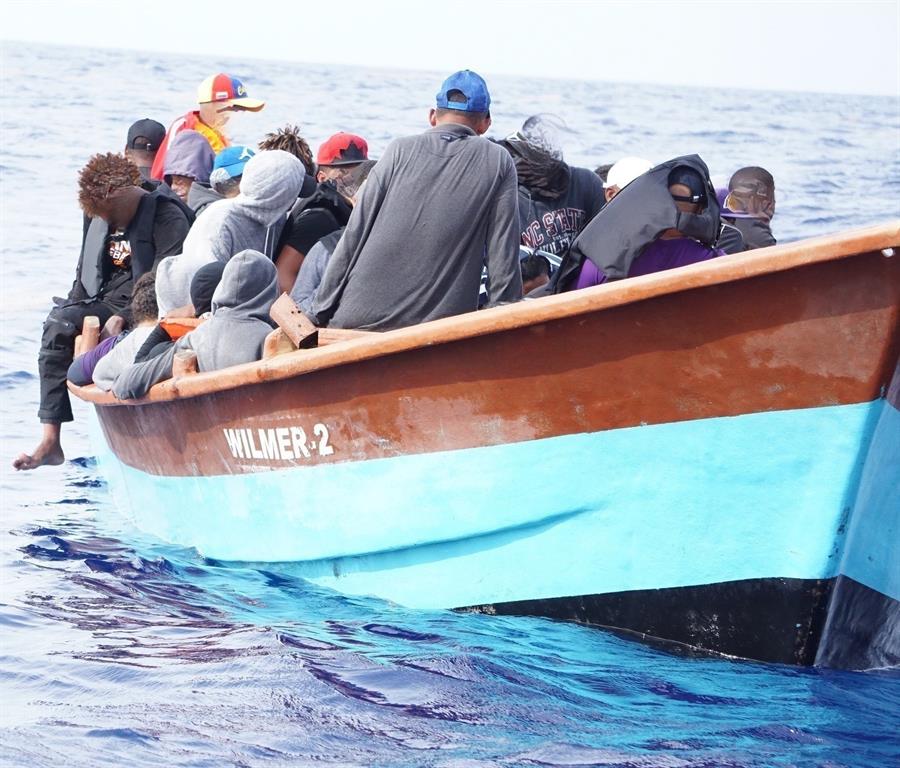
[78,153,141,216]
[258,125,315,175]
[130,272,159,324]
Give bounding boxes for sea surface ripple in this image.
[1,41,899,767]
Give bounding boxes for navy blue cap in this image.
[435,70,491,113]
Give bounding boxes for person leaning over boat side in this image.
[150,73,266,182]
[153,149,306,316]
[550,155,724,292]
[275,133,369,293]
[163,130,215,205]
[309,70,522,331]
[188,146,256,216]
[290,160,376,313]
[124,118,166,185]
[13,154,193,471]
[258,124,318,198]
[112,250,278,401]
[497,116,605,257]
[722,166,777,250]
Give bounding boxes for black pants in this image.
[38,300,118,423]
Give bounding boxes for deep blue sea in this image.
[1,41,899,767]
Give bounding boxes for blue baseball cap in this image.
[212,145,256,179]
[435,70,491,113]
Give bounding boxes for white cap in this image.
[604,156,652,190]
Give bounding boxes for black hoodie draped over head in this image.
[552,154,720,293]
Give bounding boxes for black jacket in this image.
[70,189,194,307]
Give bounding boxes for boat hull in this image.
[78,224,900,667]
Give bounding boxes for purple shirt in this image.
[574,237,724,290]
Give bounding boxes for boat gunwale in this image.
[69,220,900,408]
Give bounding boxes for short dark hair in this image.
[78,153,141,216]
[594,163,613,183]
[520,254,551,283]
[259,125,315,176]
[131,272,158,324]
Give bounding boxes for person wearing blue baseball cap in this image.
[309,69,522,331]
[186,145,256,215]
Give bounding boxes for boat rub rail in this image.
[69,221,900,407]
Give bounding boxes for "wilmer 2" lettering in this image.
[223,424,334,461]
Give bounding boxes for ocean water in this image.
[1,41,899,766]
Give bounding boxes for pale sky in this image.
[3,0,899,96]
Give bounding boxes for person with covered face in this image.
[112,250,279,400]
[722,166,777,250]
[275,132,370,293]
[552,155,725,292]
[150,73,265,181]
[13,153,192,471]
[498,115,605,257]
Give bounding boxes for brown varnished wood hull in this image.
[72,223,900,478]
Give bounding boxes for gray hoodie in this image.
[155,150,305,314]
[113,250,278,400]
[186,182,224,215]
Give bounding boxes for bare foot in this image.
[13,424,65,471]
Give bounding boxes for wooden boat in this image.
[71,221,900,669]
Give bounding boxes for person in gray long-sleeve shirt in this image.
[309,70,522,331]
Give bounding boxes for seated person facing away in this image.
[497,115,604,256]
[722,166,777,250]
[154,149,306,315]
[188,145,256,216]
[275,132,370,293]
[114,250,278,400]
[309,70,521,331]
[163,130,215,205]
[289,160,376,313]
[13,153,192,471]
[137,260,227,363]
[551,155,724,292]
[67,272,159,391]
[258,124,317,198]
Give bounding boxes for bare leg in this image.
[13,422,65,470]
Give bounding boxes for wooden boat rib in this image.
[71,220,900,669]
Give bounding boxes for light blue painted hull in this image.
[95,399,899,610]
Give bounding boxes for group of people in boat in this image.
[13,69,777,471]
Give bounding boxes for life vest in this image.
[150,111,229,181]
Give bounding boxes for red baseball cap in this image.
[317,133,368,167]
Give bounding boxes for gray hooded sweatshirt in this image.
[309,122,522,331]
[155,150,305,314]
[113,250,278,400]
